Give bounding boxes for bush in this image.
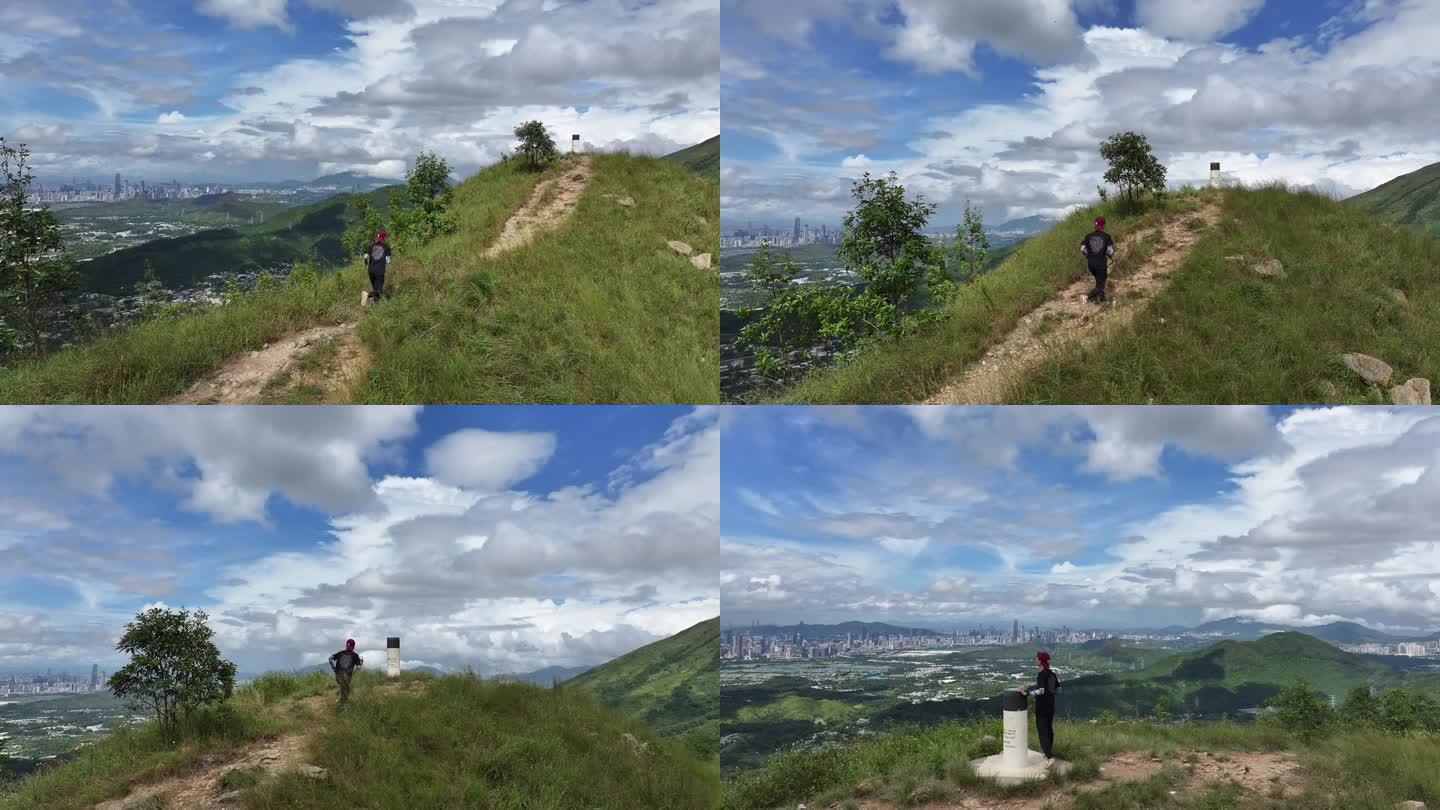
[1259,679,1332,742]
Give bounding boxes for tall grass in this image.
[721,717,1437,810]
[1013,184,1440,403]
[768,188,1208,403]
[1,670,717,810]
[351,152,719,403]
[0,152,719,403]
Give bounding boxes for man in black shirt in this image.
[328,638,363,706]
[1080,216,1115,302]
[1019,650,1060,759]
[363,228,392,304]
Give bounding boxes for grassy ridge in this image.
[665,136,720,181]
[1014,185,1440,403]
[351,151,719,403]
[769,188,1208,403]
[569,618,720,758]
[723,716,1439,810]
[0,151,720,403]
[1,670,718,810]
[1347,160,1440,238]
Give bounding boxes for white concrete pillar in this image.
[1002,689,1029,770]
[386,636,400,678]
[1209,162,1221,188]
[571,134,580,154]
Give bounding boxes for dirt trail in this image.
[925,200,1222,404]
[848,749,1300,810]
[169,154,594,405]
[93,699,327,810]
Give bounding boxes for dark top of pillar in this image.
[387,637,400,648]
[1003,690,1028,711]
[1210,162,1221,170]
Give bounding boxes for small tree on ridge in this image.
[1099,131,1167,205]
[0,138,80,360]
[513,121,559,171]
[108,607,237,740]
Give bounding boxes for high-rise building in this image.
[793,217,801,241]
[114,172,121,197]
[1013,619,1019,642]
[90,663,99,691]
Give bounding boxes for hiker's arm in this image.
[328,654,337,668]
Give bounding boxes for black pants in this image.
[1088,264,1107,299]
[368,264,386,299]
[336,669,353,704]
[1036,711,1055,757]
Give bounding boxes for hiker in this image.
[364,228,392,303]
[1080,216,1115,302]
[1019,650,1060,759]
[328,639,363,706]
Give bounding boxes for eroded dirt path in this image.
[847,749,1301,810]
[925,200,1222,404]
[93,699,327,810]
[170,155,594,404]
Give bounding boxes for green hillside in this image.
[0,671,717,810]
[666,136,719,181]
[570,618,719,757]
[0,151,719,404]
[1134,633,1397,700]
[1348,160,1440,237]
[773,184,1440,404]
[75,187,396,295]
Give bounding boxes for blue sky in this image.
[721,405,1440,634]
[0,405,718,674]
[1,0,718,183]
[720,0,1440,229]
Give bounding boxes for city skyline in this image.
[1,0,718,182]
[720,0,1440,228]
[0,406,719,675]
[721,406,1440,634]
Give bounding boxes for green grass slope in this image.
[1347,160,1440,237]
[775,184,1440,404]
[0,151,718,403]
[1133,633,1397,701]
[666,136,720,181]
[569,617,719,757]
[0,670,717,810]
[723,715,1440,810]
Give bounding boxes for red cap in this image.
[346,639,356,649]
[376,229,387,243]
[1094,216,1105,230]
[1037,650,1050,663]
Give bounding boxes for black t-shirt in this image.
[1033,668,1060,714]
[365,242,391,273]
[330,650,362,672]
[1081,230,1114,270]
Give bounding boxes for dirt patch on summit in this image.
[485,154,593,257]
[170,323,355,404]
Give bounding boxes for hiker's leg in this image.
[1038,712,1054,757]
[1095,265,1108,300]
[368,266,383,299]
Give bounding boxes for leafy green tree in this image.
[0,138,80,359]
[343,194,386,258]
[513,120,559,171]
[1378,688,1440,734]
[1153,694,1172,720]
[735,243,855,387]
[1338,685,1380,729]
[287,258,319,287]
[388,151,456,249]
[108,607,237,739]
[1099,131,1168,206]
[838,171,941,336]
[938,199,989,298]
[1260,679,1332,742]
[134,262,170,321]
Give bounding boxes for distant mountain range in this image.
[493,664,594,685]
[1347,160,1440,238]
[993,214,1061,234]
[664,136,719,181]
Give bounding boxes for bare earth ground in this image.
[843,749,1300,810]
[926,200,1222,404]
[169,155,594,404]
[92,683,422,809]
